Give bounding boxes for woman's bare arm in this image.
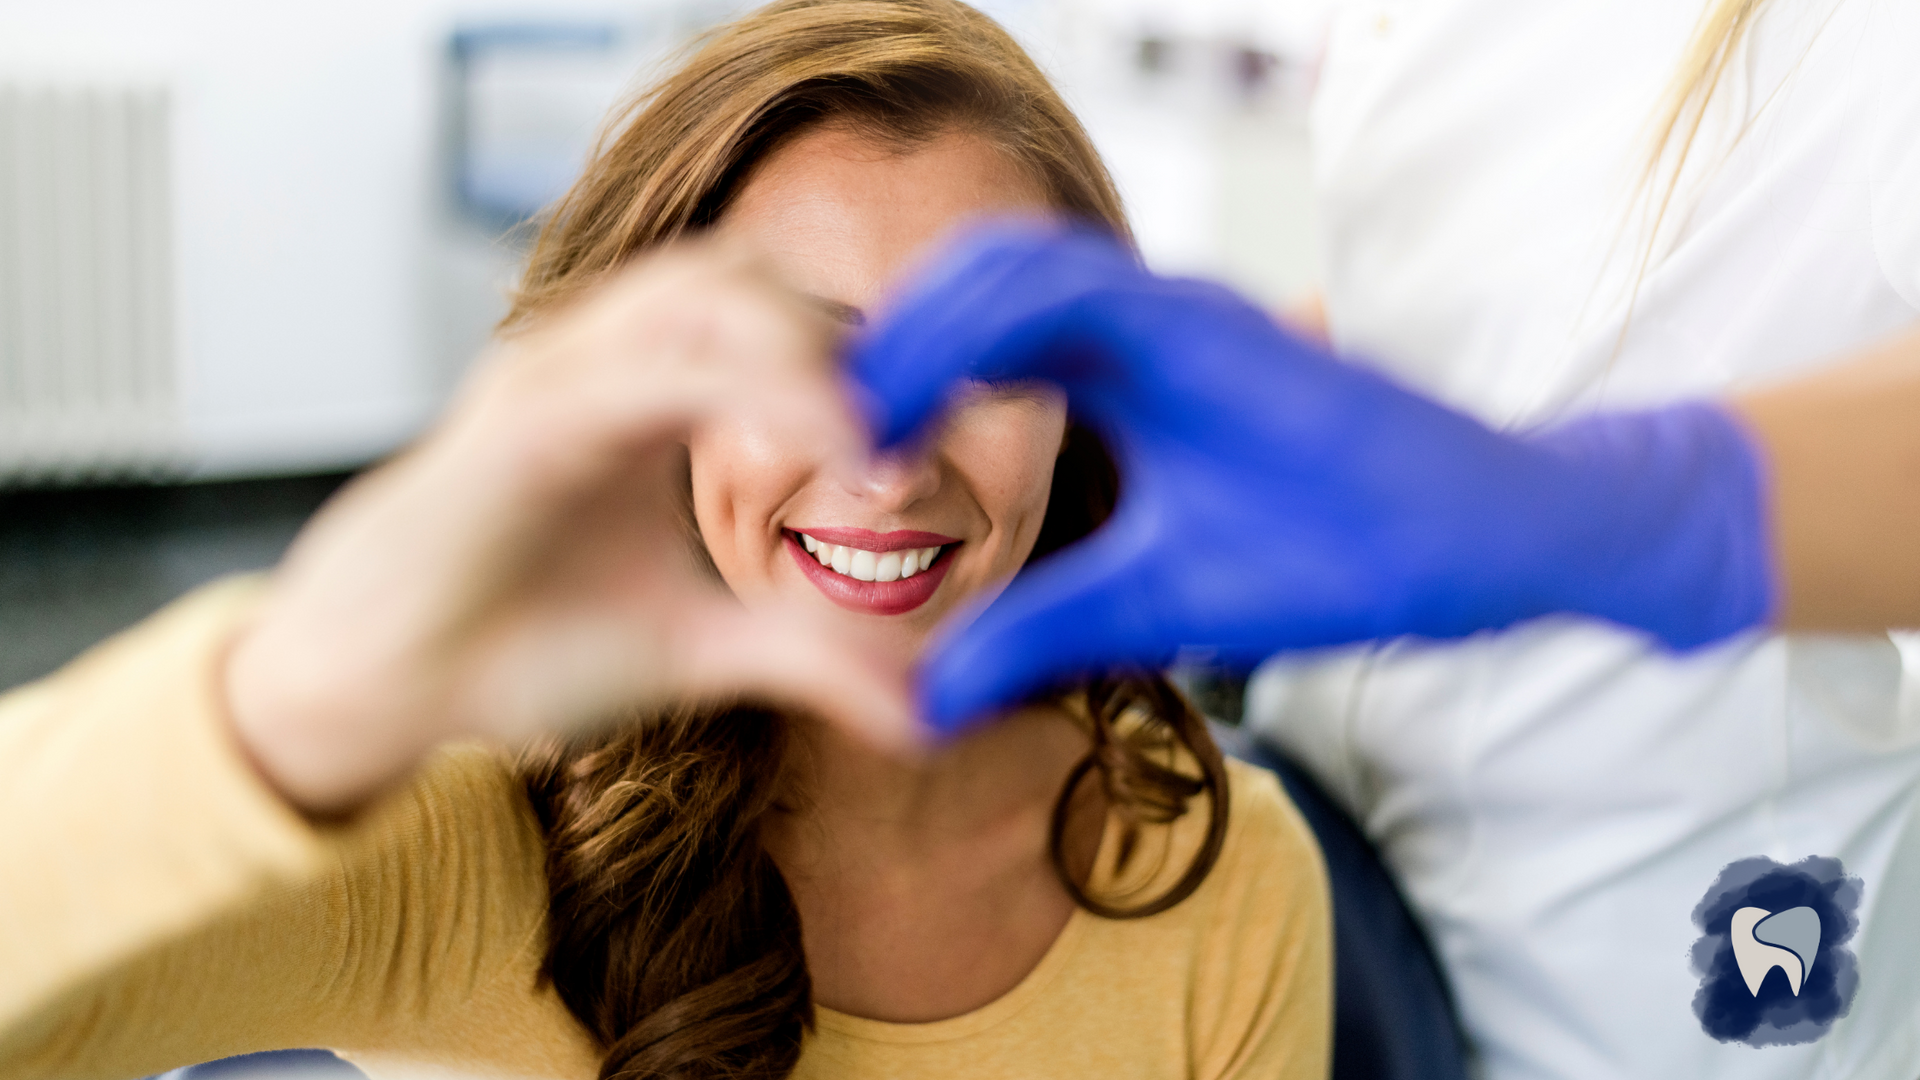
[1731,325,1920,632]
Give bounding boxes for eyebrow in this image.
[805,295,867,326]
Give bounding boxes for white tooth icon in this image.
[1731,906,1821,997]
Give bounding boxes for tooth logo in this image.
[1691,856,1861,1047]
[1729,906,1820,996]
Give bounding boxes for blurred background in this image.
[0,0,1330,693]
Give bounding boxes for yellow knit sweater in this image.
[0,578,1330,1080]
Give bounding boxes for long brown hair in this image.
[503,0,1130,327]
[514,3,1228,1078]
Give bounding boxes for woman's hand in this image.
[226,244,917,816]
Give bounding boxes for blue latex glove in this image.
[850,225,1775,733]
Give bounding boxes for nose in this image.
[851,448,942,512]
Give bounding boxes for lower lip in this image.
[787,534,954,615]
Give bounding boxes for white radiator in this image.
[0,81,179,482]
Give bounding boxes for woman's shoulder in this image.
[1153,755,1328,938]
[1039,753,1331,1080]
[1183,756,1332,1077]
[1092,750,1326,919]
[1215,756,1323,888]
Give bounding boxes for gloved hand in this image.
[850,224,1775,732]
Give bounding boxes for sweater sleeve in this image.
[0,578,585,1080]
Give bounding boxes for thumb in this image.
[918,521,1167,734]
[675,601,925,755]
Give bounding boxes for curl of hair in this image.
[514,4,1225,1079]
[521,709,809,1079]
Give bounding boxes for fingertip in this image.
[846,219,1076,449]
[872,712,938,760]
[838,371,913,452]
[917,681,980,738]
[768,664,931,759]
[915,637,1034,737]
[834,701,933,759]
[831,661,930,755]
[915,534,1159,731]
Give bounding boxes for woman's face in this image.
[696,124,1066,655]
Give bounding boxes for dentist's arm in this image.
[853,226,1915,732]
[1732,329,1920,631]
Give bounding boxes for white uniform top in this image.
[1247,1,1920,1078]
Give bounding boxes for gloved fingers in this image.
[916,521,1167,733]
[850,222,1145,448]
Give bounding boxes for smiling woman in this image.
[0,3,1327,1080]
[511,5,1322,1074]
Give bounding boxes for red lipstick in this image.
[785,531,957,615]
[789,526,959,552]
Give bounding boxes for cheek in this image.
[687,418,817,588]
[942,399,1069,561]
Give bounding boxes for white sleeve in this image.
[1243,647,1375,819]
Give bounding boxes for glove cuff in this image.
[1527,402,1776,649]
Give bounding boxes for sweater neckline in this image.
[809,904,1091,1044]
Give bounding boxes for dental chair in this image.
[153,731,1472,1080]
[1215,722,1473,1080]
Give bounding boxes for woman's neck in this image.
[785,705,1086,845]
[762,703,1102,1022]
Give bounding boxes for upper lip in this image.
[789,526,960,553]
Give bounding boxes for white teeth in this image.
[797,533,945,583]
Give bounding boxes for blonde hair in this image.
[1594,0,1769,368]
[1638,0,1769,249]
